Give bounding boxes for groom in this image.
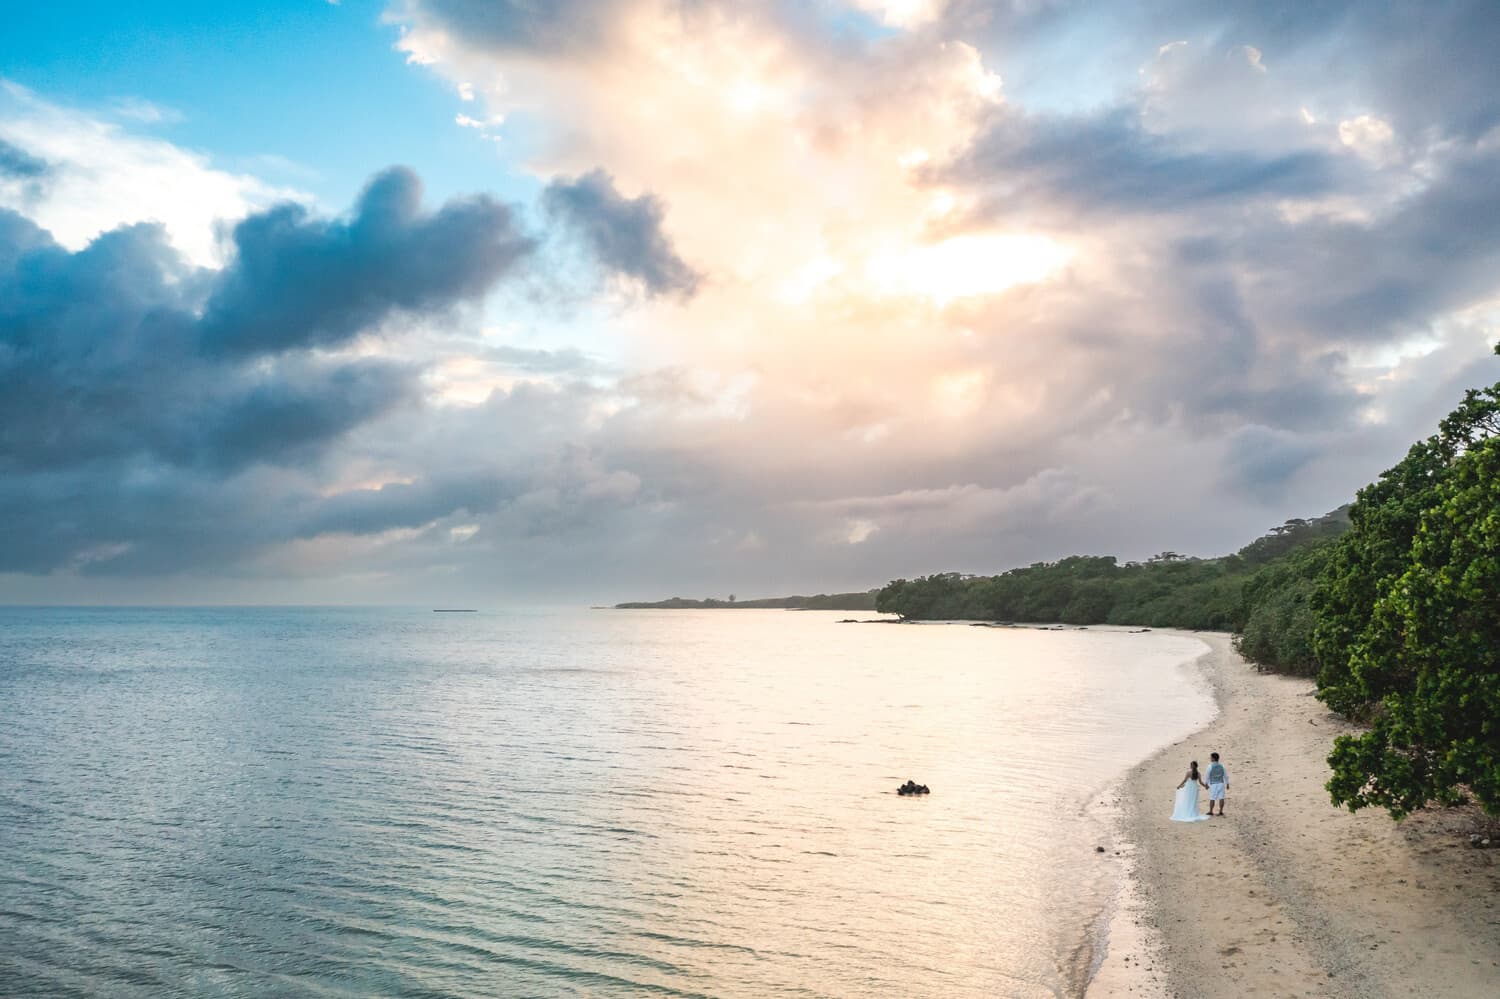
[1206,752,1228,816]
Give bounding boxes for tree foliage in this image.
[1319,371,1500,816]
[1313,381,1500,716]
[874,511,1348,674]
[1236,540,1338,676]
[615,590,878,610]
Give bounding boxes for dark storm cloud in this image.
[201,167,533,355]
[0,211,418,474]
[0,167,538,573]
[1247,144,1500,342]
[542,169,701,298]
[295,474,513,539]
[1222,425,1318,501]
[167,360,418,472]
[0,137,48,179]
[1143,267,1363,432]
[943,107,1337,218]
[0,459,310,576]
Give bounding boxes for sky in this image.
[2,0,1499,605]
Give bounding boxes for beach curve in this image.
[1090,633,1500,998]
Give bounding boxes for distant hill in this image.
[614,590,880,611]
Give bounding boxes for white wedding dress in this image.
[1171,780,1210,822]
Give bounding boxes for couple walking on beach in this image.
[1170,752,1228,822]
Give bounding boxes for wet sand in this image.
[1091,633,1500,998]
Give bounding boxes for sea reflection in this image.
[0,607,1212,997]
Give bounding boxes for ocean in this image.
[0,607,1214,997]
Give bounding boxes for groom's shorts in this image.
[1208,782,1226,801]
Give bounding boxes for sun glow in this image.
[857,0,942,28]
[867,232,1071,303]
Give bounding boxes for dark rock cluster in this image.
[897,780,930,796]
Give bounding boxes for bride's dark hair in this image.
[1189,761,1200,780]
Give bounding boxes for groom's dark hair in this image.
[1210,752,1220,761]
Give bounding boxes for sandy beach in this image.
[1091,633,1500,998]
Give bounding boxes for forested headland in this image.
[876,508,1348,676]
[881,343,1500,820]
[614,591,879,610]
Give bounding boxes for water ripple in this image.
[0,607,1213,998]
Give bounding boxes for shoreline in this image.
[1091,633,1500,998]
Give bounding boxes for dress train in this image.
[1171,781,1210,822]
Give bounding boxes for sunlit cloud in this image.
[0,81,301,265]
[866,232,1072,304]
[5,2,1500,602]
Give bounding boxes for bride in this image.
[1171,760,1211,822]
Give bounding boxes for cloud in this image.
[295,473,513,539]
[398,0,627,55]
[0,137,47,179]
[791,470,1108,539]
[1222,425,1319,501]
[542,169,700,298]
[201,166,534,355]
[942,106,1339,219]
[485,344,603,375]
[0,81,295,265]
[8,5,1500,603]
[1212,1,1500,142]
[1151,143,1500,348]
[0,209,418,475]
[107,97,184,125]
[367,0,1500,600]
[1337,114,1395,162]
[0,163,537,573]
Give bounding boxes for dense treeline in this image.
[615,591,879,610]
[1316,354,1500,817]
[874,510,1348,674]
[880,343,1500,819]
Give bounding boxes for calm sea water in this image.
[0,607,1214,998]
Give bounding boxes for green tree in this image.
[1235,539,1336,676]
[1317,343,1500,816]
[876,573,978,619]
[1325,433,1500,815]
[1314,378,1500,717]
